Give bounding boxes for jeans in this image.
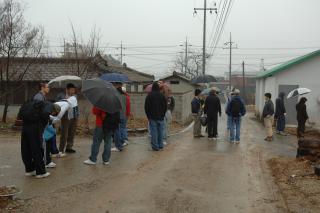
[227,115,232,130]
[163,117,168,140]
[114,119,125,150]
[149,119,164,151]
[123,118,128,141]
[207,114,218,138]
[276,115,286,132]
[230,117,241,141]
[89,127,112,162]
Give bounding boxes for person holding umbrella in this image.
[81,78,122,165]
[144,82,167,151]
[296,97,309,139]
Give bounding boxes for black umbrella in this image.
[191,75,217,84]
[82,78,122,113]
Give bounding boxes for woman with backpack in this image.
[83,107,120,165]
[226,89,246,143]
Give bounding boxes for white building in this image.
[255,50,320,127]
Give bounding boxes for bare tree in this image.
[0,0,44,122]
[64,22,102,79]
[172,49,206,79]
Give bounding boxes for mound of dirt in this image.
[268,157,320,213]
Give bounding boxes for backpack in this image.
[230,99,242,117]
[102,111,120,132]
[18,100,45,124]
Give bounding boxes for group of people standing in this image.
[262,92,309,141]
[191,88,246,143]
[20,82,79,178]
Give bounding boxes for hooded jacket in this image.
[275,92,286,118]
[144,83,167,120]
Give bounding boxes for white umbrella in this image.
[287,88,311,99]
[48,75,82,88]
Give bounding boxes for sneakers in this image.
[66,148,76,153]
[163,141,167,146]
[25,171,36,176]
[123,141,129,146]
[103,161,110,165]
[229,140,235,144]
[46,162,56,168]
[235,141,240,144]
[208,137,214,140]
[84,159,96,165]
[111,147,121,152]
[52,152,67,158]
[35,172,50,179]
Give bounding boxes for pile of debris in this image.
[297,138,320,161]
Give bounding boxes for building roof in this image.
[256,49,320,78]
[161,71,192,83]
[0,54,155,83]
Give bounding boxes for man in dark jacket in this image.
[204,90,221,140]
[263,93,275,141]
[226,89,246,143]
[191,89,203,138]
[145,82,167,151]
[20,101,60,179]
[275,92,287,135]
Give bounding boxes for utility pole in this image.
[224,32,237,90]
[242,61,246,103]
[194,0,217,75]
[180,37,192,75]
[120,42,123,65]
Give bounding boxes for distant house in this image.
[0,54,154,119]
[161,71,197,124]
[255,50,320,127]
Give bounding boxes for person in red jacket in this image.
[122,87,131,145]
[83,107,113,165]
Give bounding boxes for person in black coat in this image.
[296,97,309,139]
[144,82,168,151]
[275,92,287,135]
[204,90,221,139]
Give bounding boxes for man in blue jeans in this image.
[84,107,120,165]
[226,89,246,144]
[144,82,167,151]
[275,92,288,136]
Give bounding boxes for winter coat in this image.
[144,84,167,121]
[275,92,286,118]
[191,97,201,114]
[204,94,221,118]
[263,99,274,118]
[296,103,308,122]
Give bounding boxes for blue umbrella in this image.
[100,73,131,83]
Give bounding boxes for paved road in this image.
[0,114,297,213]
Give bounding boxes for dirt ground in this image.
[268,157,320,213]
[0,113,318,213]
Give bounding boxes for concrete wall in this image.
[1,91,194,125]
[256,55,320,127]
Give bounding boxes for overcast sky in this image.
[24,0,320,78]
